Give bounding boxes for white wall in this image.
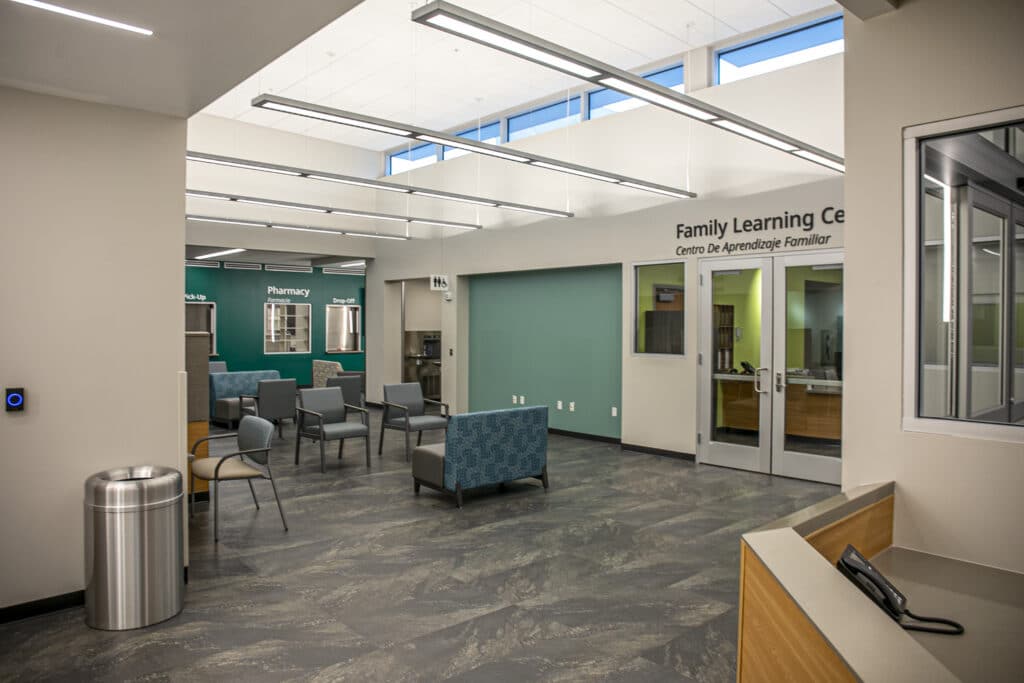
[367,178,844,453]
[842,0,1024,572]
[0,87,185,607]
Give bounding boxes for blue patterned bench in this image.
[209,370,281,427]
[411,406,549,507]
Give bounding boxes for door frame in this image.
[696,249,844,483]
[697,256,773,474]
[770,250,844,485]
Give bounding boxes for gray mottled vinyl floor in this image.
[0,408,837,682]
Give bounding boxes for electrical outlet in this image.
[569,401,575,412]
[556,400,563,410]
[611,406,618,417]
[512,395,518,405]
[519,395,525,404]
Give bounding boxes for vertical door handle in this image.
[754,367,768,394]
[776,372,785,393]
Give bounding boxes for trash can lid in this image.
[85,466,182,511]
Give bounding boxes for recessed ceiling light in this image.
[10,0,153,35]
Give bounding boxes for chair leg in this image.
[417,431,423,446]
[455,483,463,509]
[364,435,371,468]
[247,479,260,509]
[190,475,196,518]
[277,421,283,439]
[414,479,420,494]
[378,420,385,455]
[404,428,410,462]
[213,481,219,543]
[294,431,301,465]
[338,439,344,460]
[268,475,288,532]
[542,465,549,490]
[319,438,326,474]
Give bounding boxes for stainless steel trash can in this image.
[84,466,184,630]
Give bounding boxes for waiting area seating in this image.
[209,369,280,427]
[380,382,449,461]
[412,405,549,507]
[242,378,297,438]
[295,386,370,472]
[189,415,289,543]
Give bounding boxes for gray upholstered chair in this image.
[189,415,288,543]
[209,360,227,373]
[243,378,297,437]
[380,382,449,461]
[326,375,364,410]
[295,387,370,473]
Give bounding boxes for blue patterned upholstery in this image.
[209,371,280,417]
[442,406,548,492]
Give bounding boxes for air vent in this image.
[185,260,220,268]
[265,264,313,273]
[322,267,366,275]
[225,262,261,271]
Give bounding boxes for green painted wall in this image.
[185,266,365,385]
[635,262,685,352]
[469,265,622,439]
[712,269,761,429]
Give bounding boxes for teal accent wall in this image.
[185,266,365,385]
[469,265,622,439]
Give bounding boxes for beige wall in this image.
[403,279,441,332]
[842,0,1024,572]
[366,178,844,454]
[0,87,185,607]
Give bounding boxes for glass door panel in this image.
[699,258,772,474]
[968,205,1005,418]
[771,253,844,485]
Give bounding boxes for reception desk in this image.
[737,482,1024,682]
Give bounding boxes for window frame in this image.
[506,96,582,143]
[387,141,439,176]
[442,121,501,160]
[632,258,687,358]
[902,105,1024,444]
[714,14,843,86]
[263,302,312,355]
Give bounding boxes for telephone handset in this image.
[837,545,964,635]
[740,361,756,374]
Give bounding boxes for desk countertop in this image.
[872,547,1024,683]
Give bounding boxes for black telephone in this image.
[740,361,756,374]
[837,545,964,635]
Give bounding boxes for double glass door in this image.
[698,251,844,484]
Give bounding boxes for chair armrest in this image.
[190,432,237,455]
[423,398,450,417]
[345,403,369,425]
[381,401,409,414]
[295,406,324,433]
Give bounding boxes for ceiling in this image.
[201,0,837,151]
[0,0,363,117]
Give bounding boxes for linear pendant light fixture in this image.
[187,215,411,241]
[186,151,573,217]
[252,94,695,199]
[10,0,153,35]
[185,189,481,230]
[411,1,844,173]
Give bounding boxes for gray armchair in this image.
[295,387,370,473]
[189,415,288,543]
[326,375,364,410]
[379,382,449,461]
[243,378,297,438]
